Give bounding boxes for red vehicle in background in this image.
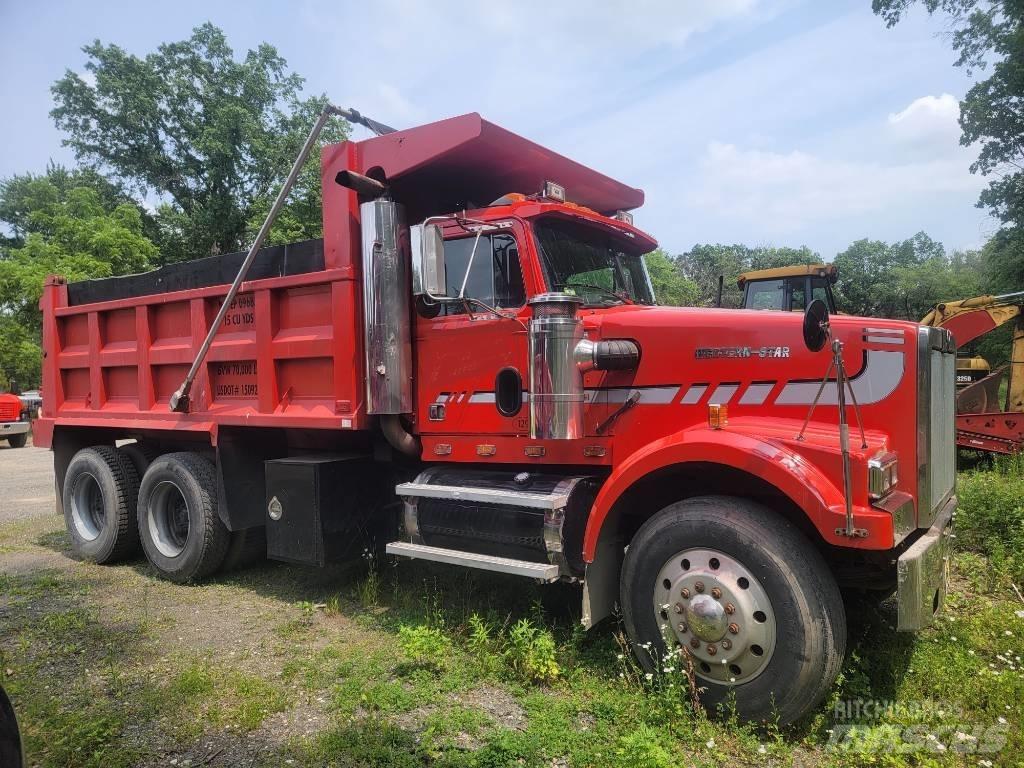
[0,391,30,448]
[32,111,955,724]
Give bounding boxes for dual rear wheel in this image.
[62,446,257,582]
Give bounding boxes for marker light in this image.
[542,180,566,203]
[708,403,728,430]
[868,452,898,500]
[613,210,633,226]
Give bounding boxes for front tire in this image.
[7,433,27,448]
[62,446,141,563]
[138,452,229,583]
[620,495,846,725]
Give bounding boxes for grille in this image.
[0,400,20,421]
[917,327,956,528]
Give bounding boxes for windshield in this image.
[534,217,655,306]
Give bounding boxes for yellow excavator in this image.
[737,264,838,312]
[921,291,1024,455]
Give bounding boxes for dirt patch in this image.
[455,684,527,731]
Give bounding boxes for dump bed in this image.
[33,113,645,449]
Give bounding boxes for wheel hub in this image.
[654,547,776,685]
[686,594,727,642]
[148,481,191,558]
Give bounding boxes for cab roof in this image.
[737,263,837,288]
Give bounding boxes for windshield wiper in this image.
[560,283,634,305]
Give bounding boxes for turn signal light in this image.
[708,403,728,430]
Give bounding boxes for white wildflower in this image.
[757,745,767,755]
[998,716,1008,725]
[706,739,715,749]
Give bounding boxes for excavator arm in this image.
[921,291,1024,453]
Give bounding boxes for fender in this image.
[582,427,848,562]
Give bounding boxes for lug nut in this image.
[677,622,687,634]
[680,587,690,599]
[724,603,735,615]
[707,644,717,655]
[710,587,722,599]
[728,623,740,635]
[694,581,705,593]
[690,637,700,649]
[673,603,684,614]
[721,639,732,650]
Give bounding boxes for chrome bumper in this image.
[897,495,955,631]
[0,421,29,436]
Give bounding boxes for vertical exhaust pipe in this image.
[528,293,585,440]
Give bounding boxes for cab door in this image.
[414,222,537,435]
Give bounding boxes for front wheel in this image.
[620,495,846,725]
[7,432,27,448]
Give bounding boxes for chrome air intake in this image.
[529,293,585,439]
[361,200,412,414]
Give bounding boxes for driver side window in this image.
[441,233,526,315]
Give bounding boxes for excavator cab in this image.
[738,264,837,312]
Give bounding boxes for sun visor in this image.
[351,113,644,221]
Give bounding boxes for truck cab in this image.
[33,113,955,726]
[738,264,838,312]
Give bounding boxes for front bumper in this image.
[0,421,30,437]
[896,494,955,631]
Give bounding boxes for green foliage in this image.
[0,165,157,388]
[50,23,348,262]
[505,618,560,683]
[832,232,982,319]
[642,249,698,306]
[956,465,1024,579]
[399,624,454,670]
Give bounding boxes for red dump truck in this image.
[33,111,956,724]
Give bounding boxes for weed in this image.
[506,618,560,684]
[399,624,453,671]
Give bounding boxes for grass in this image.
[1,465,1023,766]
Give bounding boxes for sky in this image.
[0,0,996,259]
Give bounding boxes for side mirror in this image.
[411,223,446,296]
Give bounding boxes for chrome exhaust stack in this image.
[361,200,413,416]
[529,293,586,439]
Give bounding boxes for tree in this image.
[643,249,699,306]
[0,167,157,387]
[50,23,348,263]
[674,243,822,307]
[873,1,1023,294]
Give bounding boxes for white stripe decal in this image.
[680,384,708,405]
[587,386,680,405]
[863,327,902,335]
[775,350,904,405]
[468,392,495,403]
[739,382,774,405]
[707,383,738,405]
[865,335,904,345]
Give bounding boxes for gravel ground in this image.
[0,437,54,524]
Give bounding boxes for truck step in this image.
[395,482,568,509]
[385,541,560,581]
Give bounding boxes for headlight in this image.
[868,452,898,500]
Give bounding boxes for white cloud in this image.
[887,93,961,147]
[686,139,983,233]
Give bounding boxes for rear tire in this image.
[119,442,159,479]
[138,452,229,583]
[620,495,846,725]
[62,446,141,563]
[7,433,27,448]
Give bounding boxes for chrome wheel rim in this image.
[147,481,190,558]
[70,472,104,541]
[654,547,776,685]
